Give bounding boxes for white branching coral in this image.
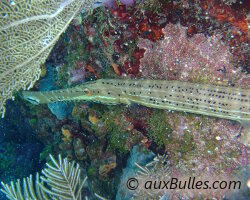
[1,154,87,200]
[133,154,170,199]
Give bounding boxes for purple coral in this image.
[138,23,236,84]
[103,0,134,7]
[68,67,85,85]
[120,0,134,6]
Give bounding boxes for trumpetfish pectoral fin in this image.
[239,121,250,147]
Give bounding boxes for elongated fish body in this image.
[23,79,250,144]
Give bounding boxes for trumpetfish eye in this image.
[83,88,91,96]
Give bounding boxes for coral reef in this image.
[133,153,248,199]
[138,23,234,83]
[1,0,249,199]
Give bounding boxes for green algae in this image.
[29,118,37,127]
[56,63,70,88]
[87,165,98,178]
[147,110,173,149]
[90,106,142,154]
[103,107,130,154]
[107,126,129,154]
[179,131,196,159]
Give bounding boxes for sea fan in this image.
[0,0,96,118]
[1,154,87,200]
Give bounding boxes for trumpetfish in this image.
[22,79,250,146]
